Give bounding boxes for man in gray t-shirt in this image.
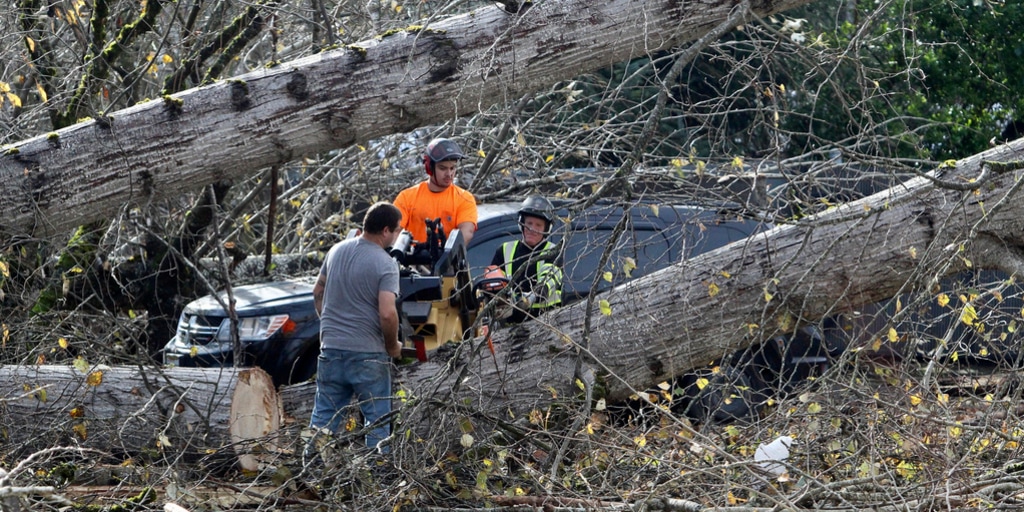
[307,202,403,455]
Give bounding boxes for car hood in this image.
[185,278,315,315]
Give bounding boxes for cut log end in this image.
[229,368,283,471]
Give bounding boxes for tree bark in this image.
[0,365,281,471]
[0,0,815,239]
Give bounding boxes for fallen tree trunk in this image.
[0,365,281,471]
[0,0,816,239]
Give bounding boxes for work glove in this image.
[516,292,537,311]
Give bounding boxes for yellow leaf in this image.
[708,282,720,297]
[599,300,612,316]
[516,132,526,146]
[670,158,684,167]
[888,327,898,342]
[807,402,821,414]
[949,425,962,438]
[476,149,486,158]
[633,434,647,447]
[73,356,89,373]
[575,378,585,391]
[908,246,917,259]
[157,433,171,448]
[6,92,21,108]
[937,393,949,405]
[871,337,882,351]
[544,155,554,163]
[938,293,950,307]
[161,54,173,64]
[72,423,87,440]
[58,337,68,349]
[25,36,35,52]
[695,160,706,175]
[36,388,47,402]
[720,270,731,278]
[0,81,8,93]
[960,304,979,327]
[190,346,199,358]
[778,84,786,93]
[69,407,84,418]
[623,257,636,277]
[910,394,922,406]
[602,271,613,283]
[86,371,103,387]
[951,351,959,362]
[895,297,902,313]
[35,83,47,103]
[345,416,358,432]
[731,156,744,169]
[764,290,773,302]
[696,377,709,390]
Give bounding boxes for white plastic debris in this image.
[754,435,794,476]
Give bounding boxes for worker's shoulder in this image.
[450,184,476,202]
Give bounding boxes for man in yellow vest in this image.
[489,196,563,324]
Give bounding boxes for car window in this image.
[558,225,675,300]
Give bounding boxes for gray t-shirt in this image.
[318,237,400,353]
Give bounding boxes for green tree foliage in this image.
[786,0,1024,161]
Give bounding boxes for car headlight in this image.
[216,314,292,342]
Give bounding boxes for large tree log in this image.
[0,365,281,471]
[396,140,1024,418]
[0,0,815,239]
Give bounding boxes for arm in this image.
[312,273,327,317]
[458,221,476,245]
[456,190,478,245]
[379,290,401,358]
[534,262,564,307]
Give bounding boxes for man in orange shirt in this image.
[393,138,478,245]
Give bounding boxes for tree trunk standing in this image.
[398,141,1024,417]
[0,365,281,471]
[0,0,816,240]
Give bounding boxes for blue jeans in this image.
[308,349,393,451]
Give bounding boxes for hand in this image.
[386,339,403,358]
